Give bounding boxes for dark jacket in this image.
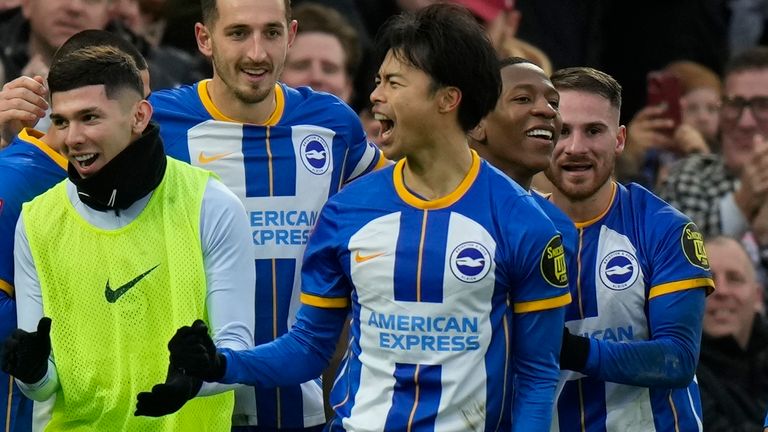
[697,314,768,432]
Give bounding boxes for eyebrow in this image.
[50,106,102,120]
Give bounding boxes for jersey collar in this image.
[393,150,481,210]
[197,79,285,126]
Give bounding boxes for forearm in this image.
[581,289,704,387]
[16,359,58,401]
[512,307,564,431]
[220,305,347,387]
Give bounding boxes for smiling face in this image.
[720,69,768,173]
[474,62,561,184]
[196,0,297,106]
[369,50,441,160]
[545,89,625,201]
[703,237,761,348]
[51,84,151,178]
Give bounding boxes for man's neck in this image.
[551,180,615,224]
[207,78,277,125]
[402,130,473,200]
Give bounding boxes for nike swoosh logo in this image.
[198,151,233,164]
[354,251,384,263]
[104,264,159,303]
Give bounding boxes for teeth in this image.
[373,113,390,121]
[526,129,553,139]
[74,154,96,162]
[243,68,266,75]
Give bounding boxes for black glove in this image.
[1,317,52,383]
[168,320,226,382]
[135,366,203,417]
[560,327,590,372]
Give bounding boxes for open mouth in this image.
[374,113,394,141]
[562,162,592,172]
[525,128,554,140]
[74,153,98,168]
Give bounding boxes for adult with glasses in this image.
[659,47,768,270]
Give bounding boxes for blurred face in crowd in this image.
[282,31,352,102]
[681,87,720,142]
[546,90,625,201]
[703,237,762,349]
[22,0,112,53]
[196,0,297,106]
[472,62,561,185]
[720,69,768,173]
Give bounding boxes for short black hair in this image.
[48,45,144,100]
[725,46,768,77]
[201,0,292,26]
[551,66,622,110]
[374,3,500,132]
[54,29,148,71]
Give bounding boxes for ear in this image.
[468,118,487,144]
[287,19,298,48]
[132,100,153,135]
[195,22,213,58]
[616,124,627,154]
[437,86,462,115]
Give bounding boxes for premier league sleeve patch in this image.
[681,222,709,270]
[540,235,568,288]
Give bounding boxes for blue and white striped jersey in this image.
[293,153,572,431]
[149,81,383,428]
[552,182,714,432]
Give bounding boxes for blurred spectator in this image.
[450,0,552,74]
[620,61,721,187]
[0,1,205,94]
[0,0,18,11]
[281,3,361,104]
[729,0,768,57]
[659,47,768,243]
[698,235,768,432]
[110,0,167,47]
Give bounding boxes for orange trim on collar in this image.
[394,150,481,210]
[573,182,617,229]
[197,79,285,126]
[19,128,67,171]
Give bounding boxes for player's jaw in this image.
[547,154,610,201]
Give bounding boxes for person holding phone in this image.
[619,63,718,188]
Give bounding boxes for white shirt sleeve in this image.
[13,216,59,401]
[198,178,255,396]
[720,190,750,238]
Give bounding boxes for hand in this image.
[734,135,768,219]
[0,75,48,146]
[671,124,709,155]
[134,366,203,417]
[1,317,52,383]
[626,104,676,155]
[560,327,590,372]
[168,320,225,382]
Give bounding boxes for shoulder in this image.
[279,84,362,132]
[330,165,394,206]
[149,82,205,116]
[624,183,691,225]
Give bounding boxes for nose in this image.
[736,104,759,129]
[532,98,557,118]
[370,82,385,105]
[308,62,325,87]
[64,0,87,13]
[63,122,85,149]
[246,34,268,63]
[563,131,588,155]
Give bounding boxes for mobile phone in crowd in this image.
[646,71,682,129]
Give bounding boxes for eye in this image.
[560,126,571,137]
[266,29,281,39]
[587,126,602,136]
[513,95,532,104]
[228,29,247,40]
[549,99,560,110]
[83,114,98,122]
[51,118,68,129]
